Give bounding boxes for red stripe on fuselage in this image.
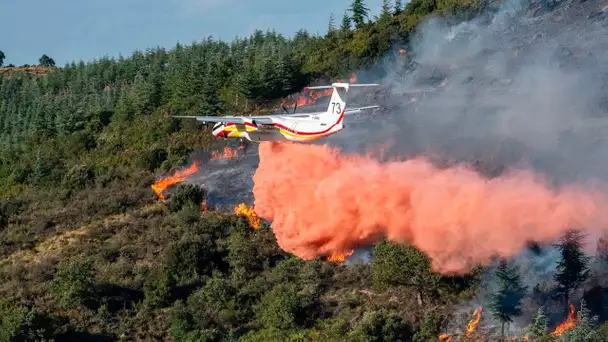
[220,111,344,136]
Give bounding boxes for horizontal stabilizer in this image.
[344,105,381,115]
[305,83,380,90]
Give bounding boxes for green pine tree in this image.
[394,0,403,14]
[0,50,5,67]
[381,0,393,22]
[340,11,351,32]
[526,306,552,341]
[488,260,528,338]
[553,230,591,316]
[131,72,155,115]
[328,13,336,33]
[349,0,370,29]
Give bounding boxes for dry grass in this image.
[0,66,54,78]
[0,210,140,268]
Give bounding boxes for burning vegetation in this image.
[327,249,354,264]
[438,302,582,340]
[151,145,247,201]
[551,303,579,337]
[151,161,200,200]
[234,203,261,229]
[149,152,262,230]
[281,72,357,109]
[211,146,245,160]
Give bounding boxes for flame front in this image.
[211,146,244,160]
[465,307,483,338]
[234,203,261,229]
[151,161,200,200]
[438,306,533,341]
[551,303,578,337]
[327,250,354,263]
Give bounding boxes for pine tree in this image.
[488,260,528,338]
[380,0,392,23]
[394,0,403,14]
[0,50,5,67]
[527,307,551,341]
[328,13,336,33]
[340,11,352,32]
[32,150,51,186]
[349,0,370,29]
[553,230,591,316]
[131,72,155,114]
[596,236,608,264]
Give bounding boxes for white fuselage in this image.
[212,110,345,143]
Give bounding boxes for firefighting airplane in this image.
[171,82,380,143]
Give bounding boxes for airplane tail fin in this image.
[304,83,379,120]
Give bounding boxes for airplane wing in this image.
[344,105,381,115]
[171,105,380,123]
[171,115,275,125]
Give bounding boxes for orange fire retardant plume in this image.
[252,142,608,274]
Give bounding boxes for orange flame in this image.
[211,146,244,160]
[327,250,354,263]
[234,203,261,229]
[438,307,529,341]
[399,49,407,54]
[282,73,357,109]
[349,72,357,83]
[551,303,578,337]
[201,199,208,212]
[438,316,452,341]
[438,333,452,341]
[151,161,200,200]
[465,307,483,338]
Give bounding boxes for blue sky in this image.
[1,0,384,66]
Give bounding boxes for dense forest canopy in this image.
[1,0,608,341]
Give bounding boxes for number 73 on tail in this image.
[170,83,381,143]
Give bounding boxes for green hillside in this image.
[1,0,607,341]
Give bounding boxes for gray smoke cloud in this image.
[333,0,608,187]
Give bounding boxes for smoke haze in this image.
[334,0,608,186]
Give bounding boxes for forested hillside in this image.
[1,0,608,341]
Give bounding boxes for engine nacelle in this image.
[212,119,258,140]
